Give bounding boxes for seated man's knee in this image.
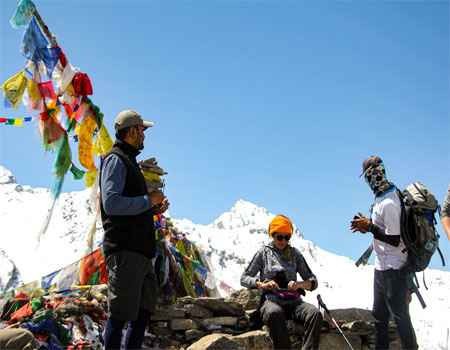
[262,307,286,324]
[312,308,323,322]
[303,306,323,324]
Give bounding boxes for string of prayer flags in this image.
[4,0,119,242]
[0,116,34,126]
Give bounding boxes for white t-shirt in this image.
[371,188,407,271]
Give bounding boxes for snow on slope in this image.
[0,165,103,283]
[0,165,449,349]
[0,249,21,292]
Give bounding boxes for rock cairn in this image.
[144,289,401,349]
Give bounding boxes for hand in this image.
[288,280,299,291]
[152,198,170,215]
[148,190,165,206]
[350,215,371,233]
[257,280,279,291]
[288,280,312,291]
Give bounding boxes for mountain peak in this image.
[0,166,16,185]
[211,199,272,230]
[230,199,264,212]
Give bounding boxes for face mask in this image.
[364,163,391,195]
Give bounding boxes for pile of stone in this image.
[144,289,402,350]
[145,295,271,349]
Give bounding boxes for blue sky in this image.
[1,1,449,270]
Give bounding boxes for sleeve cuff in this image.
[144,195,151,210]
[309,277,318,291]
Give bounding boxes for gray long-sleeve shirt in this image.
[442,185,450,218]
[100,154,150,216]
[240,243,318,290]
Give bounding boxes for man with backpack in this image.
[351,156,418,350]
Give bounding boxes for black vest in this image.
[100,141,155,259]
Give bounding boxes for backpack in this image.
[397,182,446,273]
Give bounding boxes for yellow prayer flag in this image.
[27,79,41,109]
[1,71,28,108]
[14,118,24,127]
[93,123,113,156]
[78,114,97,171]
[143,171,161,182]
[85,168,97,187]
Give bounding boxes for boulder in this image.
[227,288,262,310]
[185,329,207,342]
[341,320,374,335]
[187,334,241,350]
[170,318,198,331]
[329,308,375,323]
[153,305,186,321]
[184,303,214,318]
[319,332,362,350]
[201,317,239,328]
[178,297,244,317]
[233,330,273,350]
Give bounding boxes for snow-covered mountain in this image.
[0,165,449,349]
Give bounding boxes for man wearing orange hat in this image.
[241,215,322,350]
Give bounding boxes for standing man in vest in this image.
[100,110,169,349]
[441,186,450,240]
[350,156,418,350]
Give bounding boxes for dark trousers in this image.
[104,308,150,349]
[260,299,322,350]
[373,269,418,350]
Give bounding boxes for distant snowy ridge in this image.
[0,165,449,349]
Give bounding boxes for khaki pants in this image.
[0,328,39,350]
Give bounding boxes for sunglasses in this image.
[274,234,291,242]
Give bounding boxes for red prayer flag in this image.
[39,111,50,121]
[72,72,93,96]
[38,81,57,100]
[79,248,108,285]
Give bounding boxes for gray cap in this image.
[114,109,154,131]
[360,155,383,177]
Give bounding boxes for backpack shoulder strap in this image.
[436,246,446,267]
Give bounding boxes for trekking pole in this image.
[355,245,373,267]
[317,295,355,350]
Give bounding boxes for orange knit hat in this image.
[268,215,294,236]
